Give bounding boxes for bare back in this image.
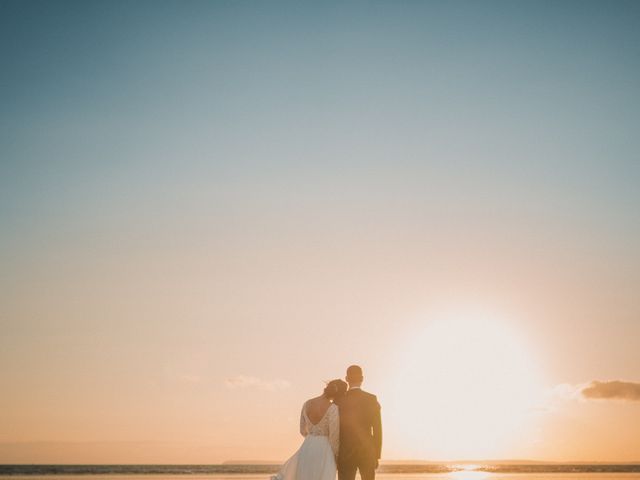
[304,395,332,425]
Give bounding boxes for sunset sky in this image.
[1,0,640,463]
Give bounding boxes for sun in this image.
[384,310,544,460]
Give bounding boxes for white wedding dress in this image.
[271,402,339,480]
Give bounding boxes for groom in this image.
[337,365,382,480]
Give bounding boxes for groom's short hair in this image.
[346,365,363,380]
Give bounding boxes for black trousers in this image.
[338,460,376,480]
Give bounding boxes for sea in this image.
[1,464,640,480]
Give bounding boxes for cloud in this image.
[532,383,584,413]
[581,380,640,402]
[180,374,202,384]
[225,375,291,391]
[551,383,584,401]
[535,380,640,413]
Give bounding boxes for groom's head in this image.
[346,365,363,387]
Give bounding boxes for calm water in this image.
[1,466,640,480]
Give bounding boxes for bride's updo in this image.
[323,379,347,400]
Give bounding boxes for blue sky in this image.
[2,1,639,247]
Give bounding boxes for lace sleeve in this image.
[299,402,308,437]
[328,404,340,457]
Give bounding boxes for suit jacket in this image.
[337,388,382,466]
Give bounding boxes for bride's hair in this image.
[323,379,347,400]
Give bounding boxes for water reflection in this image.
[448,465,490,480]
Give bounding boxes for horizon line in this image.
[2,460,640,465]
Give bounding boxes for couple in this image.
[272,365,382,480]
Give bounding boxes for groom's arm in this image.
[372,399,382,460]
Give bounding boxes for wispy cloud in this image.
[548,382,584,403]
[532,383,585,413]
[225,375,291,391]
[581,380,640,402]
[180,374,202,384]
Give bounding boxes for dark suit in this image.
[337,388,382,480]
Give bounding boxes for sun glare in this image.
[385,310,543,459]
[448,470,490,480]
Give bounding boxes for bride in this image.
[271,379,348,480]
